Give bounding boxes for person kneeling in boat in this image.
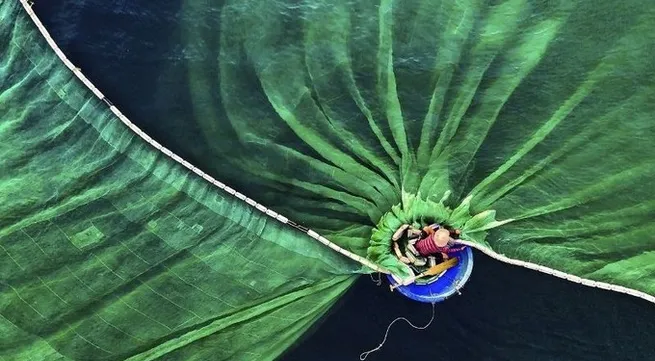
[390,224,466,289]
[392,223,465,266]
[409,224,466,261]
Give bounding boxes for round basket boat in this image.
[387,247,474,303]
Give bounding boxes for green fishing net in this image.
[2,0,655,360]
[172,0,655,284]
[1,2,356,360]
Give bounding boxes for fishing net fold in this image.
[2,0,655,360]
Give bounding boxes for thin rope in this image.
[359,302,436,360]
[369,273,382,286]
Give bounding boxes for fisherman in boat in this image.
[392,223,465,267]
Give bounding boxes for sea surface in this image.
[32,1,655,360]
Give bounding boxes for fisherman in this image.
[392,223,465,266]
[413,224,466,260]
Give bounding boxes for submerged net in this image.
[169,0,655,293]
[1,2,356,360]
[2,0,655,360]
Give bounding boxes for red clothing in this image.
[415,233,466,256]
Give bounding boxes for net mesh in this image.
[1,2,356,360]
[3,0,655,360]
[169,0,655,295]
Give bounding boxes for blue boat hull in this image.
[387,247,474,303]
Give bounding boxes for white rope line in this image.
[19,0,655,303]
[456,240,655,304]
[359,302,436,360]
[18,0,389,275]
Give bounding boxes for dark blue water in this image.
[33,1,655,360]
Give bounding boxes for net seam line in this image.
[19,0,655,304]
[18,0,388,275]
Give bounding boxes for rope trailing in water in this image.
[369,272,382,286]
[359,302,436,360]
